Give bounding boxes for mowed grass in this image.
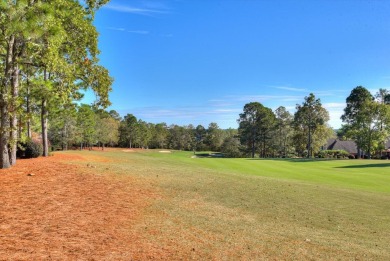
[60,149,390,260]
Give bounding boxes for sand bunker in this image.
[159,151,172,153]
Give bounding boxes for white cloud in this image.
[275,86,307,92]
[227,94,302,102]
[106,27,149,35]
[104,4,169,15]
[328,110,343,129]
[106,27,126,31]
[127,30,149,34]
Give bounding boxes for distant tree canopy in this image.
[235,94,334,159]
[43,87,390,160]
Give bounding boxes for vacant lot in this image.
[1,149,390,260]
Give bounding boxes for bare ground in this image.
[0,153,169,260]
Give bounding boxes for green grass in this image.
[58,149,390,259]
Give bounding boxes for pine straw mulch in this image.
[0,153,170,260]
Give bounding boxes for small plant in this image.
[17,140,43,158]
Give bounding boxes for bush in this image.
[17,140,43,158]
[317,149,350,159]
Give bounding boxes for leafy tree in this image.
[238,102,275,158]
[48,104,78,150]
[375,88,390,105]
[205,122,224,151]
[108,110,122,121]
[194,124,207,151]
[119,114,139,148]
[167,124,195,151]
[96,114,119,149]
[341,86,377,158]
[220,136,242,158]
[0,0,112,168]
[136,120,152,148]
[150,123,169,149]
[77,104,97,150]
[0,1,51,167]
[274,106,293,157]
[293,93,330,158]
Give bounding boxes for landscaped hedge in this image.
[317,149,350,159]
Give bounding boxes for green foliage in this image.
[0,0,112,168]
[341,86,390,157]
[274,106,294,157]
[205,122,224,151]
[317,150,350,159]
[220,136,243,158]
[238,102,276,158]
[167,124,195,151]
[293,93,331,158]
[17,140,43,158]
[77,104,97,147]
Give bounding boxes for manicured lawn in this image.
[61,149,390,259]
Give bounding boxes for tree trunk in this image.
[41,98,49,157]
[307,126,312,158]
[41,69,49,157]
[0,101,10,168]
[26,77,31,139]
[0,36,15,169]
[251,139,255,158]
[9,62,19,165]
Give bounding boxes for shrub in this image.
[317,149,350,159]
[17,140,43,158]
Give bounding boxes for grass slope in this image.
[61,149,390,260]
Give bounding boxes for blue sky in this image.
[88,0,390,129]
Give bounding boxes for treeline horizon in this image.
[44,86,390,160]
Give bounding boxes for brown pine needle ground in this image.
[0,153,168,260]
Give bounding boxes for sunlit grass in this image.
[57,149,390,259]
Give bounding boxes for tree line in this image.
[237,87,390,159]
[0,1,112,168]
[47,104,237,154]
[45,86,390,160]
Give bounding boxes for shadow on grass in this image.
[335,163,390,168]
[246,158,340,162]
[194,152,224,158]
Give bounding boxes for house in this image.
[325,139,390,158]
[325,139,358,156]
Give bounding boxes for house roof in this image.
[326,139,358,154]
[325,138,390,154]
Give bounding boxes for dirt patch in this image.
[0,154,169,260]
[122,149,135,153]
